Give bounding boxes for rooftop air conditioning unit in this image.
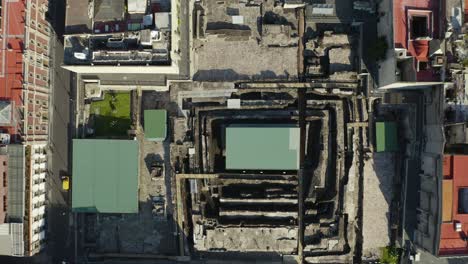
[73,52,87,60]
[395,48,407,59]
[432,55,445,67]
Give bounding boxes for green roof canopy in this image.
[72,139,139,213]
[376,122,398,152]
[144,110,167,141]
[225,125,299,170]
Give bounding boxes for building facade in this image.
[393,0,445,82]
[0,0,52,257]
[62,0,180,76]
[23,0,52,143]
[27,143,47,255]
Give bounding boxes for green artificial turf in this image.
[90,92,131,137]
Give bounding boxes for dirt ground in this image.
[362,152,394,259]
[92,91,178,255]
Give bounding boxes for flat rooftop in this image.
[305,0,354,23]
[65,0,92,34]
[193,0,298,81]
[225,125,300,170]
[72,139,139,213]
[64,0,172,65]
[439,155,468,256]
[94,0,125,22]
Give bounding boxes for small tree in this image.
[380,246,401,264]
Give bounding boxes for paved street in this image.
[46,34,73,263]
[44,0,74,263]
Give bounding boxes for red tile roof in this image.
[0,0,26,140]
[393,0,441,82]
[394,0,440,49]
[439,155,468,256]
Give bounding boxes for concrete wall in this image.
[62,65,180,74]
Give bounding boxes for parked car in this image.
[61,176,70,191]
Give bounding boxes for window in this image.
[33,226,45,234]
[0,17,2,32]
[459,188,468,214]
[411,16,429,38]
[33,201,45,209]
[418,61,429,71]
[33,190,45,197]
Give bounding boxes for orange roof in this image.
[439,155,468,256]
[0,0,26,139]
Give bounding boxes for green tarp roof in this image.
[144,110,167,141]
[72,139,139,213]
[225,125,300,170]
[376,122,398,152]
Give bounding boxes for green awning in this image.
[376,122,398,152]
[72,139,139,213]
[144,110,167,141]
[226,124,300,170]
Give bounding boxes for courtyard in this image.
[89,92,132,137]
